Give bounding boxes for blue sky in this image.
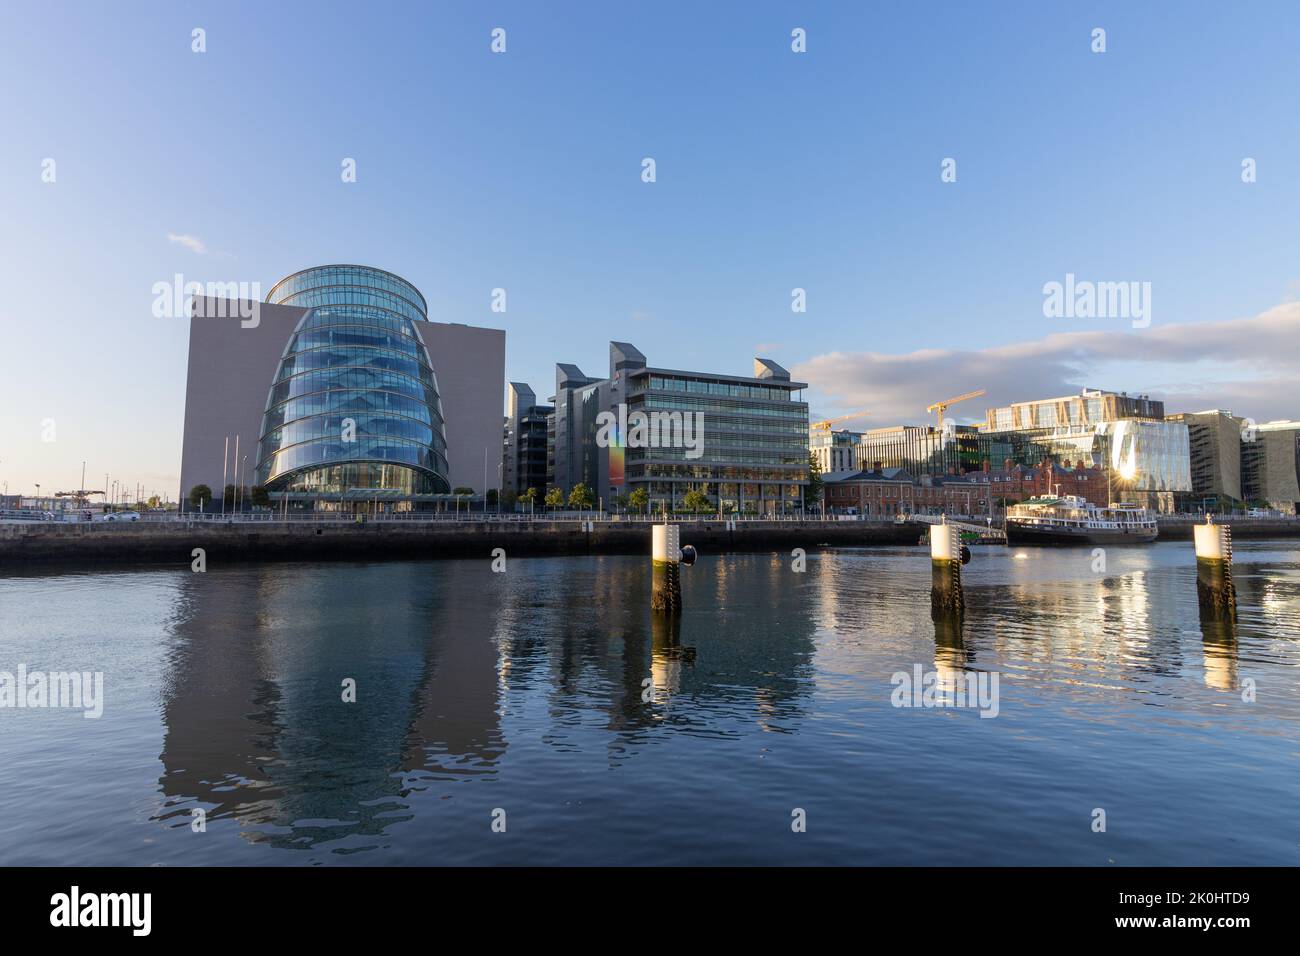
[2,1,1299,497]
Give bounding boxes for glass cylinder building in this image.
[254,265,450,510]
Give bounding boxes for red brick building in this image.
[823,460,1108,517]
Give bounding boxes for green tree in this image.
[520,487,539,510]
[250,485,270,508]
[683,489,710,513]
[188,484,213,510]
[804,452,823,508]
[628,487,649,514]
[544,487,564,511]
[500,489,518,511]
[614,493,630,513]
[452,486,474,496]
[568,482,595,510]
[223,484,237,508]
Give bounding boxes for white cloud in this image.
[793,302,1300,427]
[166,233,207,254]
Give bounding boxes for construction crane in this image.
[810,411,871,431]
[926,389,986,428]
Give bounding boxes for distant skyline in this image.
[3,1,1299,497]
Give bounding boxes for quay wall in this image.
[0,519,922,568]
[1154,516,1300,540]
[4,516,1295,570]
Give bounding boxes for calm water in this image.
[1,541,1297,866]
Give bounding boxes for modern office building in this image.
[842,388,1191,510]
[501,382,553,499]
[549,361,606,498]
[1166,410,1246,510]
[1242,420,1300,513]
[973,420,1190,512]
[975,387,1190,512]
[548,343,810,513]
[810,428,862,474]
[982,388,1165,431]
[179,265,505,511]
[851,424,992,478]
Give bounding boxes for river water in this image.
[1,540,1297,865]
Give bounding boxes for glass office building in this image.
[624,372,809,503]
[975,388,1190,512]
[983,388,1165,431]
[547,345,809,513]
[852,425,990,478]
[502,382,553,498]
[849,419,1189,511]
[979,420,1191,511]
[621,355,809,513]
[254,265,450,509]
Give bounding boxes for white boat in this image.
[1005,494,1158,545]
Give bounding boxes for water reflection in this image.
[650,612,695,703]
[158,564,506,851]
[18,540,1268,862]
[1199,615,1239,692]
[932,613,969,688]
[154,555,821,851]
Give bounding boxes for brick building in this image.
[823,460,1109,517]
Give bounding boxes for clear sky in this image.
[2,1,1299,499]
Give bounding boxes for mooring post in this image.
[1193,514,1236,618]
[930,516,965,619]
[651,523,695,614]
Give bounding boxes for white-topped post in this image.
[1193,513,1236,616]
[652,523,683,614]
[930,516,964,617]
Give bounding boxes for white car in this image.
[104,511,141,522]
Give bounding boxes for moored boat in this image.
[1005,494,1157,545]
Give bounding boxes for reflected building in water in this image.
[487,553,821,746]
[158,564,505,850]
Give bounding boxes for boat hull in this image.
[1005,522,1158,546]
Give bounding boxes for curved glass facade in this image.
[255,266,450,501]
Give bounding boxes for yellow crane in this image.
[810,411,871,431]
[926,389,986,427]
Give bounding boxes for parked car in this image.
[104,511,141,522]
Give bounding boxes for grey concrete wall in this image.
[0,518,924,566]
[179,299,505,503]
[422,322,505,492]
[179,298,305,505]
